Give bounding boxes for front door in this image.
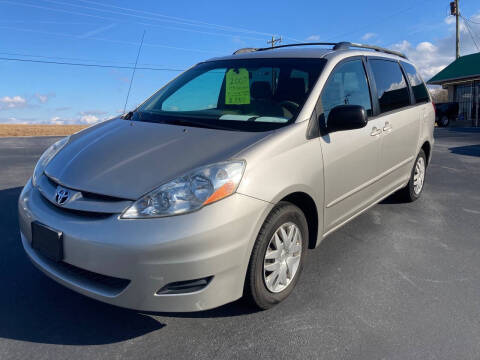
[319,58,385,233]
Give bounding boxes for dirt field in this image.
[0,124,89,137]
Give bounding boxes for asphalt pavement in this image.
[0,128,479,360]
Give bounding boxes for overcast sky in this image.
[1,0,479,124]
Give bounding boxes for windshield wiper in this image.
[163,118,234,131]
[122,111,134,120]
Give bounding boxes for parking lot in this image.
[0,128,479,360]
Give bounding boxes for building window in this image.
[455,83,474,121]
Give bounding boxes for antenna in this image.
[123,30,146,114]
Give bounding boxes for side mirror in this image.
[326,105,368,133]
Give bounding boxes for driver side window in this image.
[321,59,372,121]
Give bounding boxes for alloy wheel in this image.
[413,157,425,195]
[263,222,302,293]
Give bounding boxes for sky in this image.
[1,0,480,124]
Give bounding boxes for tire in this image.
[398,149,427,202]
[245,201,308,310]
[439,115,449,127]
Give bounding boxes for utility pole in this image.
[267,36,282,48]
[266,36,281,90]
[456,0,460,59]
[451,0,460,58]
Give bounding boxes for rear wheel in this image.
[398,149,427,202]
[245,202,308,310]
[439,115,449,127]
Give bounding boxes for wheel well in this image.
[421,141,431,165]
[281,192,318,249]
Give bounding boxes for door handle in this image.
[383,121,392,133]
[370,127,382,136]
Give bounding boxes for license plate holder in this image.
[31,221,64,262]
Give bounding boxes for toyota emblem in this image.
[55,186,70,205]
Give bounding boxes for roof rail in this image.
[233,47,259,55]
[232,41,407,59]
[346,42,407,59]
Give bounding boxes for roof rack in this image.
[233,41,407,59]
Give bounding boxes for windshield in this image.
[135,58,326,131]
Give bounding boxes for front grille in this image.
[38,191,113,219]
[46,176,126,202]
[38,174,133,217]
[55,261,130,295]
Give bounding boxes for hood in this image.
[45,118,270,200]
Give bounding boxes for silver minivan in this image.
[18,42,435,311]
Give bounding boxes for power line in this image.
[73,0,275,37]
[41,0,234,31]
[50,0,305,42]
[0,51,187,67]
[464,16,480,25]
[136,22,267,42]
[1,0,273,44]
[71,0,303,43]
[0,19,97,25]
[0,56,185,71]
[0,0,120,23]
[40,0,276,39]
[0,25,220,53]
[461,16,480,52]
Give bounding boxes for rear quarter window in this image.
[401,61,430,104]
[369,59,411,113]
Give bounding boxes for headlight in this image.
[32,136,70,187]
[121,160,246,219]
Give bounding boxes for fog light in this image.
[155,276,213,295]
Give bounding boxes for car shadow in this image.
[449,144,480,157]
[0,186,165,345]
[144,299,259,319]
[379,190,406,205]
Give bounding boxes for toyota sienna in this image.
[18,42,435,311]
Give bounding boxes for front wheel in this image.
[398,149,427,202]
[245,202,308,310]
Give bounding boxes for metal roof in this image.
[428,52,480,85]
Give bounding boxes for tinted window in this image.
[321,60,372,121]
[370,59,411,113]
[401,61,430,103]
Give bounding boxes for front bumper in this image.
[18,180,272,312]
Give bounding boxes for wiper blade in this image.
[122,111,134,120]
[163,118,233,131]
[122,109,143,120]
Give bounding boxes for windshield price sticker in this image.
[225,68,250,105]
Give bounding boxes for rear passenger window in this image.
[321,60,372,121]
[369,59,411,113]
[401,62,430,103]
